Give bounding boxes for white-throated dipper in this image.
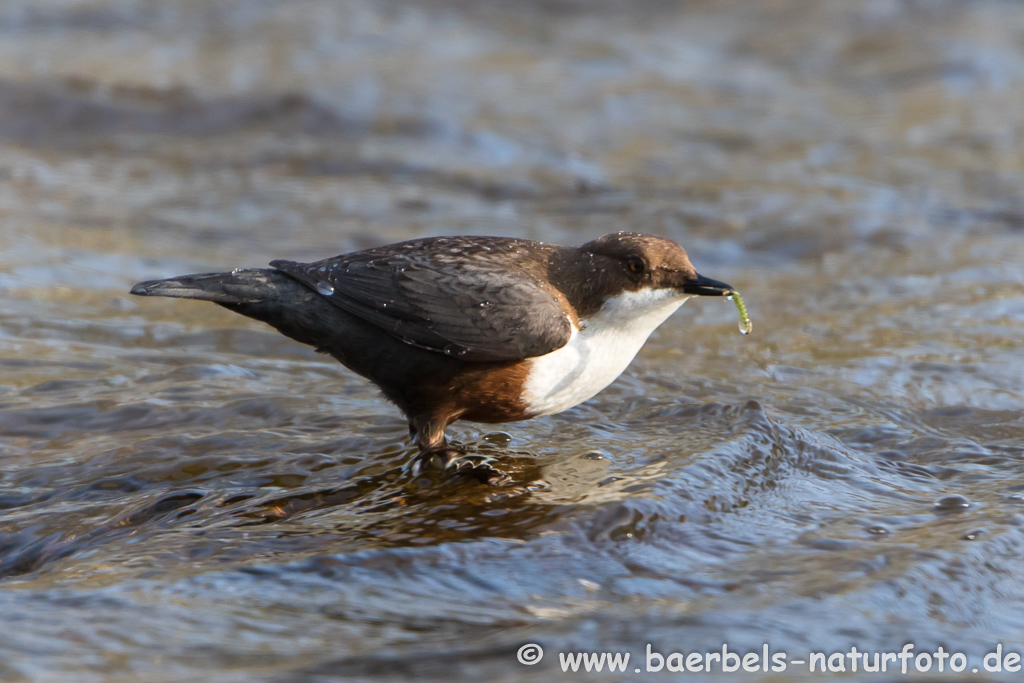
[131,232,735,478]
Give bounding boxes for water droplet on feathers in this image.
[317,282,335,296]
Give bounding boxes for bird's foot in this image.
[410,448,514,487]
[442,451,515,487]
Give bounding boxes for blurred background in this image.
[1,0,1023,680]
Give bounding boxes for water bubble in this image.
[934,494,970,513]
[316,282,335,296]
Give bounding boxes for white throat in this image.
[522,288,689,416]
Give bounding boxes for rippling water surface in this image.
[2,1,1024,680]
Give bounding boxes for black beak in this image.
[682,273,734,296]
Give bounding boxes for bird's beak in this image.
[681,273,734,296]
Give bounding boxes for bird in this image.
[131,232,736,481]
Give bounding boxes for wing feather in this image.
[270,237,571,362]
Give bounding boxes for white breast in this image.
[522,288,690,416]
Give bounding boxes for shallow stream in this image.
[1,1,1023,680]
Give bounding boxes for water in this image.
[1,1,1024,680]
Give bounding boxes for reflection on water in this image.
[1,0,1023,680]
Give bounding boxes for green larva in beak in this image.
[727,290,752,335]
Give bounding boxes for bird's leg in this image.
[408,416,512,486]
[412,418,462,469]
[408,416,460,474]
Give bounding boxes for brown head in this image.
[557,232,733,311]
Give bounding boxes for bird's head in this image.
[580,232,734,298]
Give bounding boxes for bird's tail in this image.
[130,269,283,304]
[130,267,356,355]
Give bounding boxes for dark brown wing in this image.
[270,236,572,362]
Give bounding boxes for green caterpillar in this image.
[727,291,752,335]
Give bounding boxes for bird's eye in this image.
[626,257,645,275]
